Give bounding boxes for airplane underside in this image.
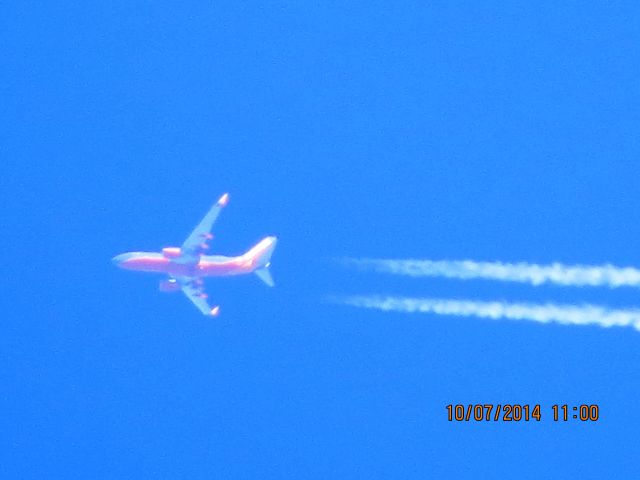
[112,193,277,316]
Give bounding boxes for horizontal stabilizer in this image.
[254,267,275,287]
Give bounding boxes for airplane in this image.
[112,193,277,316]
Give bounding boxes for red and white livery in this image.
[112,193,277,316]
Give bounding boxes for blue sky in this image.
[3,2,640,478]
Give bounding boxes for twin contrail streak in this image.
[337,295,640,331]
[342,258,640,288]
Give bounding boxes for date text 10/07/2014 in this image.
[446,404,599,422]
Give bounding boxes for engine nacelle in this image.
[162,247,182,258]
[159,279,181,293]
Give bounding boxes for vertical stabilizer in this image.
[245,236,277,286]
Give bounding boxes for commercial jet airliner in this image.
[112,193,277,316]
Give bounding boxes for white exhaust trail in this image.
[336,295,640,331]
[342,258,640,289]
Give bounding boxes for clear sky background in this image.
[3,2,640,478]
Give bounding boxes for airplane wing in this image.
[175,193,229,264]
[177,276,220,317]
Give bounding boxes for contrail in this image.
[341,258,640,289]
[335,295,640,331]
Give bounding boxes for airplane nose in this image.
[112,254,125,266]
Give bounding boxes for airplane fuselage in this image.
[113,235,276,278]
[112,192,277,316]
[112,252,254,277]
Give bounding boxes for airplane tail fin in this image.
[244,236,277,287]
[254,267,274,287]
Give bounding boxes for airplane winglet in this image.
[218,193,229,207]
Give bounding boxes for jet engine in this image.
[159,278,181,292]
